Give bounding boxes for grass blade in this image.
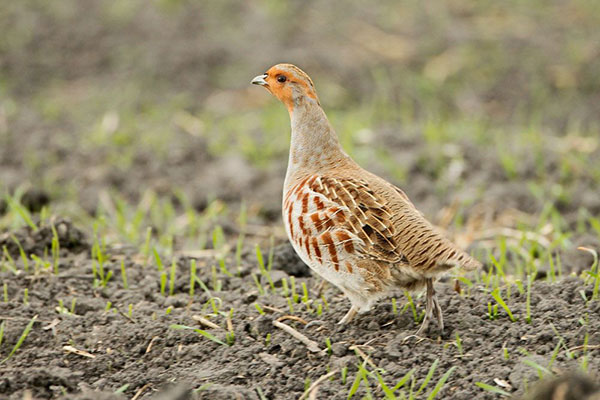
[169,324,227,346]
[491,288,517,322]
[426,366,456,400]
[392,368,416,391]
[417,358,439,394]
[0,315,37,364]
[475,382,511,396]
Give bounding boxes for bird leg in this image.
[314,279,328,297]
[338,306,358,325]
[432,291,444,333]
[415,279,443,336]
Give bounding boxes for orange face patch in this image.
[261,65,319,112]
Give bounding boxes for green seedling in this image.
[114,384,129,394]
[290,276,299,303]
[142,227,152,266]
[580,331,590,372]
[487,302,498,320]
[92,251,113,288]
[341,367,348,385]
[211,265,222,292]
[256,244,274,291]
[194,383,213,393]
[209,297,221,314]
[425,366,456,400]
[455,332,463,355]
[30,254,50,274]
[68,298,76,314]
[120,260,128,289]
[304,377,311,391]
[416,358,439,396]
[281,278,289,297]
[57,299,67,314]
[515,279,524,295]
[0,321,4,348]
[549,324,575,359]
[475,382,511,396]
[160,272,167,296]
[213,226,232,277]
[153,248,164,272]
[189,260,197,297]
[170,324,229,346]
[456,276,473,289]
[347,362,370,399]
[105,301,112,311]
[392,298,398,315]
[11,236,29,273]
[169,258,177,296]
[392,368,415,393]
[226,330,235,346]
[5,195,37,231]
[235,202,247,268]
[23,288,28,305]
[50,224,60,274]
[254,303,265,315]
[325,338,332,355]
[301,282,311,310]
[548,339,563,369]
[265,332,271,346]
[251,273,265,296]
[3,283,7,302]
[0,315,37,364]
[235,231,245,268]
[405,291,423,324]
[522,358,553,380]
[225,310,235,346]
[374,371,396,399]
[2,246,17,274]
[526,274,533,323]
[491,288,517,322]
[579,247,599,300]
[39,206,49,225]
[91,259,98,288]
[547,252,557,282]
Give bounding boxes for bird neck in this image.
[285,100,349,184]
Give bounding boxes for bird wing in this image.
[285,174,480,275]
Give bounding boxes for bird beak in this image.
[251,74,268,86]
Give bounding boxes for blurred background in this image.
[1,0,599,253]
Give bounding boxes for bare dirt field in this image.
[1,1,600,399]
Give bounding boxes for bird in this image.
[520,374,600,400]
[251,63,481,335]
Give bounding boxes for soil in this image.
[1,3,600,399]
[1,220,600,400]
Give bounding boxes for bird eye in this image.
[277,75,287,83]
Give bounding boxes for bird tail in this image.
[437,248,482,272]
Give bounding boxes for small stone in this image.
[331,343,347,356]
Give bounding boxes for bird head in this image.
[251,64,320,112]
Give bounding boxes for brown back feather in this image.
[311,173,481,274]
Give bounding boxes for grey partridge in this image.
[251,64,481,335]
